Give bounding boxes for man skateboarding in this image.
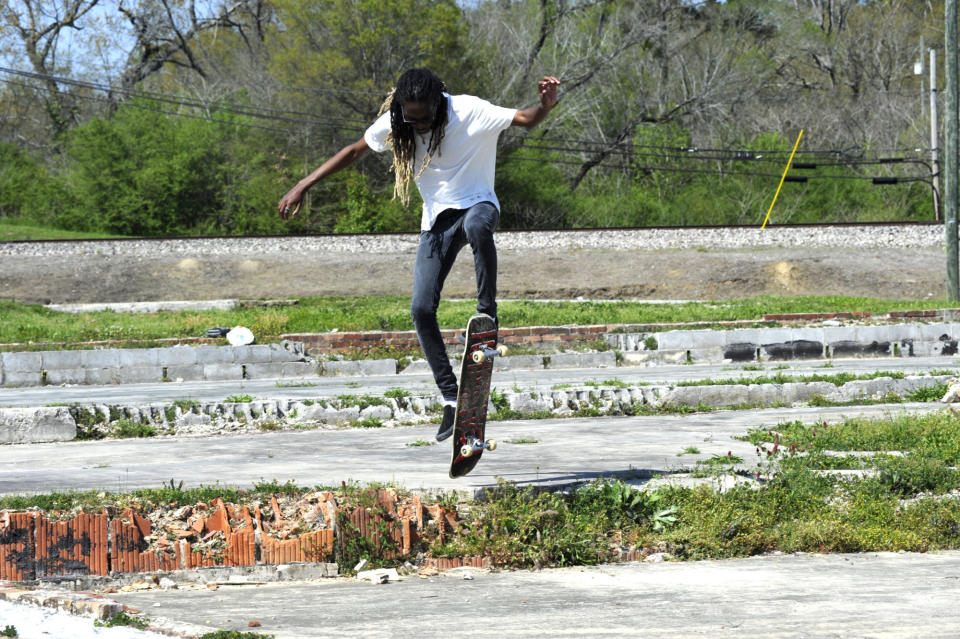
[278,68,560,442]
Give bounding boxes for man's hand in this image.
[538,76,561,109]
[278,184,305,220]
[512,75,562,129]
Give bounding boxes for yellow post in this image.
[761,129,804,230]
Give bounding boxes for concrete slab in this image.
[0,403,941,496]
[105,551,960,639]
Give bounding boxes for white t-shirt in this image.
[364,93,517,231]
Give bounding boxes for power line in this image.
[0,68,935,183]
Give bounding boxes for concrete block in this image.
[399,359,440,375]
[507,392,554,414]
[687,348,726,364]
[829,340,892,358]
[40,350,84,370]
[684,330,727,349]
[761,340,824,361]
[80,349,121,368]
[494,355,543,371]
[0,407,76,443]
[2,371,43,387]
[891,324,921,342]
[44,368,88,385]
[243,363,287,379]
[781,381,835,403]
[158,347,199,367]
[821,326,854,343]
[360,405,393,420]
[294,403,360,424]
[723,343,759,363]
[203,364,244,381]
[1,351,42,372]
[855,325,897,344]
[119,367,162,384]
[755,328,795,345]
[548,352,617,369]
[83,369,121,385]
[240,344,274,363]
[282,362,318,378]
[323,360,360,376]
[117,348,161,368]
[785,327,825,343]
[662,387,702,406]
[655,330,694,350]
[192,345,238,364]
[915,323,960,342]
[276,563,338,580]
[165,365,204,382]
[269,343,304,363]
[696,384,752,407]
[724,329,760,346]
[358,359,398,376]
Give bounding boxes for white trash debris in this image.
[358,568,399,584]
[226,326,255,346]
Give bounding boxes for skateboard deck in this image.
[448,313,505,478]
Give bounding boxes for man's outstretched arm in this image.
[278,137,370,220]
[512,76,561,130]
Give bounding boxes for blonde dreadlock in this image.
[378,68,448,206]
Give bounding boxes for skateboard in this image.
[449,313,507,478]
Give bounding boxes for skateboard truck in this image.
[470,345,508,364]
[460,435,497,459]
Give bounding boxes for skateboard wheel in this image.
[486,439,497,451]
[460,445,473,457]
[497,345,508,357]
[471,351,486,364]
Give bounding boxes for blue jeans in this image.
[411,201,499,401]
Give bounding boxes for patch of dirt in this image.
[0,244,945,304]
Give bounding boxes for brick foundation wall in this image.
[0,490,488,581]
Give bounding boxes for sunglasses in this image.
[401,103,437,126]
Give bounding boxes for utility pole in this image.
[932,48,941,221]
[945,0,959,300]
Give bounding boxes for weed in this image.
[225,394,254,403]
[1,626,15,638]
[384,388,411,399]
[908,383,948,403]
[275,381,317,388]
[113,419,157,438]
[259,421,282,431]
[741,365,763,371]
[356,417,384,428]
[337,395,388,410]
[644,336,658,351]
[489,388,508,411]
[678,447,701,456]
[200,631,275,639]
[407,439,435,447]
[507,438,539,444]
[95,612,149,630]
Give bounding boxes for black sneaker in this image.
[436,404,456,442]
[456,317,498,344]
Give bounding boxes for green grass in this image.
[0,295,952,347]
[675,370,907,388]
[95,612,149,630]
[0,219,128,241]
[406,439,435,447]
[9,409,960,571]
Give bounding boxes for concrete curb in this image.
[3,375,951,444]
[6,321,960,389]
[610,322,960,366]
